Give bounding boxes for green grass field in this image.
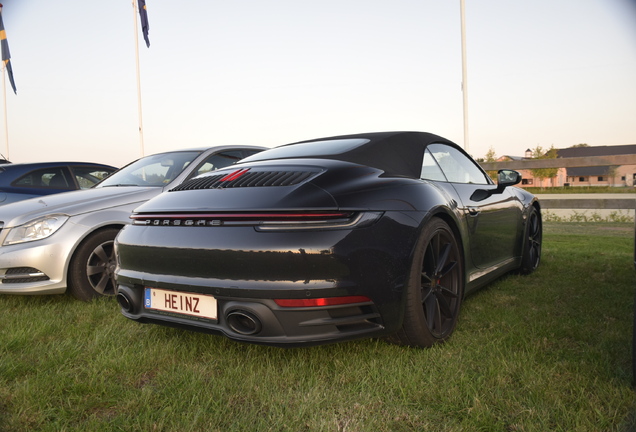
[0,222,634,431]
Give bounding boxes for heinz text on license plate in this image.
[144,288,218,321]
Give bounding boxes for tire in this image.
[519,206,542,275]
[67,228,120,301]
[388,218,464,347]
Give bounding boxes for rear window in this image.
[240,138,369,163]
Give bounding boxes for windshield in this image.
[96,151,202,188]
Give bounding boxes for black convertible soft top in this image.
[242,131,458,179]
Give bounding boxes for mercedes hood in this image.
[0,186,161,228]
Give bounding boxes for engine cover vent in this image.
[171,169,316,191]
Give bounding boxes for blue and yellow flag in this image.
[138,0,150,48]
[0,5,16,94]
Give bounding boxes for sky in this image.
[0,0,635,168]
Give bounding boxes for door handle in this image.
[467,207,480,216]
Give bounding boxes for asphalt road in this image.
[534,193,635,218]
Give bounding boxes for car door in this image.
[426,143,522,269]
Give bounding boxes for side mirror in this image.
[497,169,522,189]
[470,169,522,202]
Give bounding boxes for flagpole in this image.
[0,2,9,160]
[460,0,469,153]
[132,0,145,157]
[2,64,7,160]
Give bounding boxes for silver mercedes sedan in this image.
[0,145,264,300]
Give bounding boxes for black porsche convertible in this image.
[115,131,541,347]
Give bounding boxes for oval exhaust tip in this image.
[226,310,262,335]
[117,292,132,312]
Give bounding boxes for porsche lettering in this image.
[138,219,223,226]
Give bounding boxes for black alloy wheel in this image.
[520,206,542,275]
[388,218,464,347]
[67,228,120,301]
[421,226,461,338]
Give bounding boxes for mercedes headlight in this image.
[3,215,70,245]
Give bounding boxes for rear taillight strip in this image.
[132,212,352,221]
[130,211,383,230]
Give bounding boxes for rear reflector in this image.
[274,296,372,308]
